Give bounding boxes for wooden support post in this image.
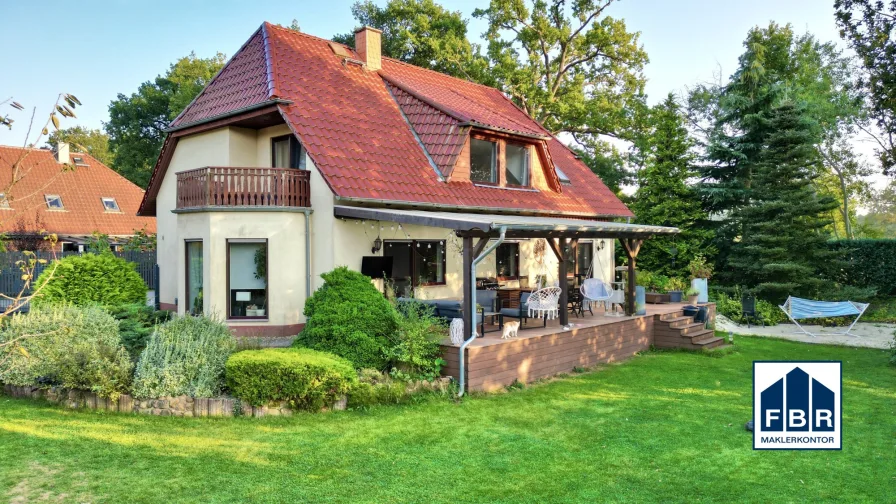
[621,238,643,316]
[462,236,474,340]
[549,238,569,326]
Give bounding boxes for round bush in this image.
[0,305,133,400]
[132,314,236,398]
[226,348,357,411]
[295,267,397,369]
[33,253,148,307]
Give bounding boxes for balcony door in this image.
[271,135,305,169]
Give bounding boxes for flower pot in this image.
[645,292,671,304]
[246,309,258,317]
[256,309,265,317]
[687,295,699,305]
[668,290,683,303]
[691,278,708,303]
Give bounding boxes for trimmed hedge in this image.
[295,267,397,369]
[33,253,148,307]
[226,348,357,411]
[828,240,896,296]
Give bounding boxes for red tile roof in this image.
[0,146,156,235]
[143,23,632,219]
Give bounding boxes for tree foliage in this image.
[835,0,896,174]
[725,102,840,303]
[333,0,486,80]
[105,53,225,187]
[630,94,712,278]
[47,126,115,167]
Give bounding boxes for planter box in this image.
[645,292,671,304]
[668,290,683,303]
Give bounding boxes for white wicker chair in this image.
[527,287,562,320]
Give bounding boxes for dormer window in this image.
[102,197,120,212]
[470,138,497,184]
[505,143,529,186]
[45,194,64,210]
[271,135,305,169]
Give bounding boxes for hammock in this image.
[779,296,869,337]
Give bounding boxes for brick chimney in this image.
[354,26,382,71]
[55,142,69,164]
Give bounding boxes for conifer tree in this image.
[727,102,840,303]
[631,94,712,278]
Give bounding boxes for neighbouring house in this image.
[0,144,156,251]
[140,24,712,390]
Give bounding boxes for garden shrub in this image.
[132,314,235,398]
[33,253,147,307]
[0,305,132,399]
[104,303,172,361]
[295,267,397,369]
[711,289,787,326]
[226,348,357,411]
[347,368,454,408]
[390,301,446,380]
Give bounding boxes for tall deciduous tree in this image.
[105,53,225,188]
[726,102,839,303]
[835,0,896,174]
[630,94,712,278]
[47,126,114,167]
[333,0,487,80]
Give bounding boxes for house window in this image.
[505,143,529,186]
[384,240,446,294]
[101,197,120,212]
[185,240,203,315]
[45,194,64,210]
[564,241,594,278]
[271,135,305,169]
[555,166,571,184]
[495,242,519,279]
[0,193,9,209]
[72,156,88,166]
[227,240,268,319]
[470,138,497,183]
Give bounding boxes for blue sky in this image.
[0,0,848,148]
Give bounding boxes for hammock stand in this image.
[779,296,869,338]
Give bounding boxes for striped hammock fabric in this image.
[781,297,867,320]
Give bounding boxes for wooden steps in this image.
[653,310,724,350]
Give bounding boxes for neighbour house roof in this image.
[140,22,633,219]
[0,146,156,236]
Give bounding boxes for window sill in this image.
[227,317,269,322]
[472,183,538,193]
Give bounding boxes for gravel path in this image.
[716,316,894,349]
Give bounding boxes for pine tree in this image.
[727,102,840,303]
[631,94,713,278]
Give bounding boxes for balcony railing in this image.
[176,167,311,210]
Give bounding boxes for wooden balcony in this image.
[176,167,310,210]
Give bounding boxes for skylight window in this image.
[0,193,9,209]
[555,167,571,184]
[45,194,64,210]
[102,197,120,212]
[72,156,88,166]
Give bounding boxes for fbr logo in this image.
[753,361,841,450]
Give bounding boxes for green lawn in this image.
[1,337,893,503]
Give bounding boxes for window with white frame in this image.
[45,194,64,210]
[101,197,120,212]
[505,143,529,186]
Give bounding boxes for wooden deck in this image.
[441,302,718,392]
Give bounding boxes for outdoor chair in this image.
[580,278,613,316]
[741,293,763,328]
[499,287,558,328]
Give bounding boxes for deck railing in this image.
[176,167,311,209]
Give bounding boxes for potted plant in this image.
[688,255,713,303]
[667,277,687,303]
[686,287,700,305]
[246,304,258,317]
[642,272,672,304]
